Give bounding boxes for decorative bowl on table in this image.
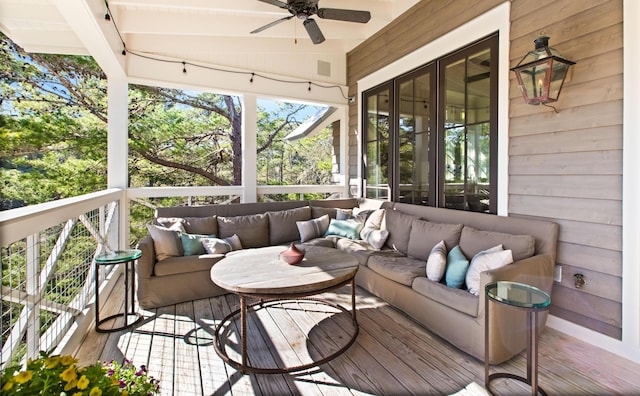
[279,243,305,265]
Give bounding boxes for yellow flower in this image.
[61,355,77,366]
[15,370,33,384]
[89,386,103,396]
[60,365,78,382]
[122,391,129,396]
[45,356,61,368]
[77,375,90,390]
[64,378,78,391]
[73,393,83,396]
[2,380,13,391]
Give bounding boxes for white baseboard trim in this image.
[546,314,640,364]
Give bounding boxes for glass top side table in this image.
[94,249,143,333]
[484,281,550,396]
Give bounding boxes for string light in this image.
[103,0,347,100]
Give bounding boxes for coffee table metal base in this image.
[214,279,358,374]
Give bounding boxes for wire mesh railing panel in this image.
[0,199,120,368]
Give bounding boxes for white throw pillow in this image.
[465,245,513,296]
[361,227,390,250]
[296,214,330,242]
[426,240,447,281]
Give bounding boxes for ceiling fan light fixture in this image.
[252,0,371,44]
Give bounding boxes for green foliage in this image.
[1,33,335,212]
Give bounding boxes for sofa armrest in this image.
[136,235,156,279]
[478,253,554,313]
[481,253,554,293]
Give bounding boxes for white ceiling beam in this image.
[2,28,89,55]
[126,35,348,85]
[127,34,350,54]
[52,0,126,79]
[109,0,391,15]
[115,9,385,39]
[127,54,348,106]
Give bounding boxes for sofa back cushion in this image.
[267,206,312,245]
[156,216,218,236]
[407,219,463,261]
[383,210,419,254]
[459,226,535,261]
[217,213,269,248]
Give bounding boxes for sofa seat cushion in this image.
[300,237,335,248]
[154,254,224,277]
[268,206,312,245]
[335,238,380,266]
[217,213,269,248]
[412,277,479,317]
[367,255,426,286]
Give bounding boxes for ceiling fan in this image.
[251,0,371,44]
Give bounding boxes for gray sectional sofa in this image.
[136,198,558,364]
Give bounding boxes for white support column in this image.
[107,78,129,248]
[340,105,349,197]
[241,94,258,203]
[25,234,41,361]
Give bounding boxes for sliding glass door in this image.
[362,33,498,213]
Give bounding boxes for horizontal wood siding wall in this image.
[509,0,623,339]
[347,0,624,339]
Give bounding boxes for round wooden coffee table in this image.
[211,245,359,374]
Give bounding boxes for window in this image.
[362,34,498,213]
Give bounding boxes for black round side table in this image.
[94,249,143,333]
[484,281,551,396]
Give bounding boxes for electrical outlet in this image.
[554,265,562,283]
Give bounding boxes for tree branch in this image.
[135,150,231,186]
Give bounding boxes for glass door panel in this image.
[397,68,433,205]
[364,86,391,200]
[441,41,495,213]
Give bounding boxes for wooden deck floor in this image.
[75,280,640,396]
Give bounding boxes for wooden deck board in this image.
[74,279,640,396]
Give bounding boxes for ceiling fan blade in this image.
[256,0,289,9]
[251,15,294,34]
[317,8,371,23]
[303,18,325,44]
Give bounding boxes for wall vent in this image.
[317,60,331,77]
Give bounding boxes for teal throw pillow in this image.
[325,219,363,240]
[445,245,470,288]
[180,233,216,256]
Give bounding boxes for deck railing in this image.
[0,184,347,368]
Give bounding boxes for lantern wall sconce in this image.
[511,36,576,112]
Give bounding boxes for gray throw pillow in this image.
[297,215,330,242]
[202,234,243,254]
[147,223,184,261]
